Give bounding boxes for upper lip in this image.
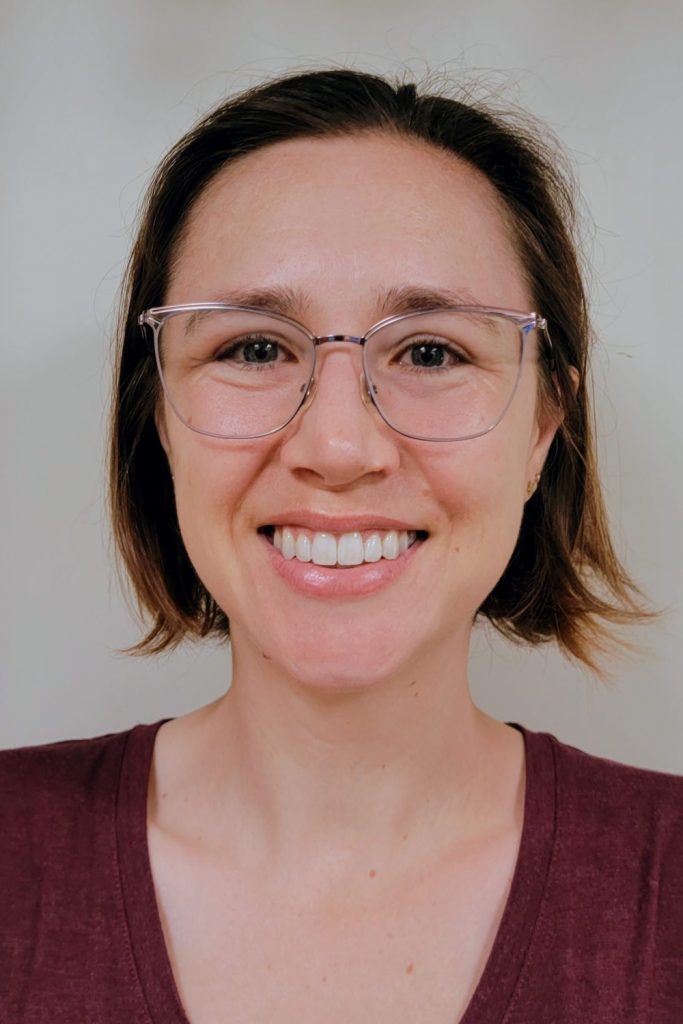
[261,512,425,533]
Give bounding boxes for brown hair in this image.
[109,67,660,677]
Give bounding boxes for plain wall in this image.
[1,0,681,770]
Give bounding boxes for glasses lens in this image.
[156,308,315,437]
[365,310,524,440]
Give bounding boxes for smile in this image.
[258,522,428,598]
[266,527,422,567]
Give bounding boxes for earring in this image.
[526,472,541,498]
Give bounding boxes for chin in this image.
[298,647,406,691]
[265,625,420,693]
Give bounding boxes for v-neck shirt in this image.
[2,718,682,1021]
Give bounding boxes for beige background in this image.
[1,0,681,770]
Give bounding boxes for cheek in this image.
[169,432,272,570]
[421,427,527,519]
[416,430,529,595]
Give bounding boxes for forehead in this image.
[167,132,531,316]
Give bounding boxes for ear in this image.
[526,365,579,482]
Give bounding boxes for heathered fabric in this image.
[1,718,682,1023]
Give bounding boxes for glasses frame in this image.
[139,303,552,442]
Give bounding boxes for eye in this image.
[217,335,285,365]
[411,343,447,368]
[401,339,467,370]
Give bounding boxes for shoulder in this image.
[538,728,683,902]
[523,729,683,995]
[0,728,133,940]
[0,724,149,865]
[0,727,132,805]
[547,730,683,830]
[0,724,163,1007]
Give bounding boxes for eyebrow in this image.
[205,283,486,320]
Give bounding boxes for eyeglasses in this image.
[138,303,551,442]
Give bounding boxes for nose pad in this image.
[360,371,374,409]
[300,376,317,413]
[298,371,376,417]
[361,371,385,424]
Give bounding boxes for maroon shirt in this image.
[1,718,682,1022]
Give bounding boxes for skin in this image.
[152,132,566,891]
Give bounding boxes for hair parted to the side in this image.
[109,66,661,679]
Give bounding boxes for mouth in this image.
[258,525,429,568]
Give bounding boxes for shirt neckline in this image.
[116,718,557,1024]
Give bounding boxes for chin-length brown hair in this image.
[109,67,660,678]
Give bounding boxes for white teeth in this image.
[311,532,337,566]
[363,533,383,562]
[382,530,399,560]
[295,533,312,562]
[269,527,421,566]
[337,532,364,566]
[281,527,296,559]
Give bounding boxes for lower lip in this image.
[260,533,425,598]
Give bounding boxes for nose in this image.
[278,345,400,486]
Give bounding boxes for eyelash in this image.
[215,336,469,369]
[215,336,289,366]
[394,339,468,370]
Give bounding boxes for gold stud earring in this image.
[526,472,541,498]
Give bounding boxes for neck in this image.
[150,631,524,883]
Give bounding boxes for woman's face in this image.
[159,133,560,688]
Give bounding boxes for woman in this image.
[2,69,681,1022]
